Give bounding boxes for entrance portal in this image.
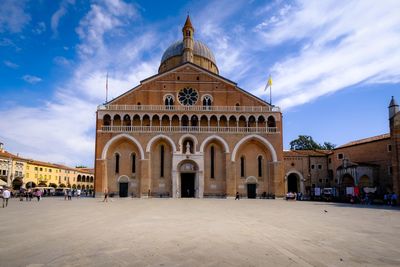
[119,182,128,197]
[181,173,195,198]
[247,184,256,198]
[287,173,298,193]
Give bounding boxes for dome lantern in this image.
[158,16,219,74]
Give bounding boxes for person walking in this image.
[103,188,108,202]
[77,189,81,199]
[67,189,72,200]
[235,192,240,200]
[35,189,42,202]
[2,188,11,208]
[391,192,398,206]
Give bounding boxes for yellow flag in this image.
[264,75,272,91]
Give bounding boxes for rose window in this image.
[178,87,198,106]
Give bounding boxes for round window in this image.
[178,87,198,106]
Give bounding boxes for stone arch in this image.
[231,134,277,162]
[200,135,230,153]
[267,115,276,127]
[118,175,130,183]
[113,114,121,126]
[123,114,131,126]
[200,115,208,127]
[103,114,111,126]
[245,176,258,184]
[146,134,177,153]
[101,133,145,159]
[358,175,371,187]
[285,170,305,194]
[179,134,199,153]
[219,115,227,127]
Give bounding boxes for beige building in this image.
[283,96,400,198]
[0,142,26,188]
[95,16,284,198]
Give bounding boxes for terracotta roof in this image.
[336,133,390,149]
[0,150,26,161]
[284,150,332,157]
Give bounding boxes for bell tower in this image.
[182,15,194,63]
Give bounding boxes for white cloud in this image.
[0,0,30,33]
[0,0,157,166]
[4,60,19,69]
[51,0,75,35]
[33,22,46,34]
[53,56,71,66]
[252,0,400,110]
[22,75,42,84]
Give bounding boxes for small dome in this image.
[160,40,217,65]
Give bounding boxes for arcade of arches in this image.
[94,17,284,198]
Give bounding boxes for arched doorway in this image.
[358,175,371,188]
[12,178,23,190]
[118,176,129,197]
[179,161,198,198]
[342,174,355,187]
[25,182,36,188]
[246,176,258,199]
[287,173,299,193]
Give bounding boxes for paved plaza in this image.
[1,198,400,267]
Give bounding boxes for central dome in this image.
[161,40,217,65]
[158,16,219,74]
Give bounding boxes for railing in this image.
[98,104,280,113]
[100,126,279,134]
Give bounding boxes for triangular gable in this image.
[107,62,272,107]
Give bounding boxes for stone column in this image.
[140,158,150,198]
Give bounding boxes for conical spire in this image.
[183,15,193,30]
[389,96,399,119]
[389,96,398,107]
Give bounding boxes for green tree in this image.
[321,142,336,150]
[289,135,336,150]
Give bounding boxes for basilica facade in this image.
[94,16,284,198]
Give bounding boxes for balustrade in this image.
[100,125,279,134]
[98,104,280,113]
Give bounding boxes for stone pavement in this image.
[0,197,400,267]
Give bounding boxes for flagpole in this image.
[270,83,272,105]
[106,72,109,103]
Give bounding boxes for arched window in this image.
[103,115,111,126]
[115,153,120,173]
[258,156,263,177]
[160,145,164,177]
[77,175,81,182]
[203,95,212,107]
[211,146,215,179]
[240,156,245,177]
[267,116,276,127]
[131,153,136,174]
[164,95,174,108]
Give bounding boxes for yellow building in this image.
[0,142,26,188]
[0,142,94,190]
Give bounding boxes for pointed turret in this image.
[389,96,399,119]
[182,15,194,63]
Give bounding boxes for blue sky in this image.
[0,0,399,167]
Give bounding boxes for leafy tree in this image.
[76,165,87,168]
[321,142,336,150]
[290,135,336,150]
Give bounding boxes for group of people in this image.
[0,187,42,208]
[286,192,303,200]
[384,192,398,206]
